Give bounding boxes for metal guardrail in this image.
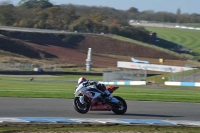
[0,63,61,72]
[169,69,200,82]
[103,70,147,82]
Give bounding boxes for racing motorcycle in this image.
[73,82,127,114]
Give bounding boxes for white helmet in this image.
[78,77,87,85]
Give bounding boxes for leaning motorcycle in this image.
[73,82,127,114]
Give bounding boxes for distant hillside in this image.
[143,26,200,60]
[0,30,186,68]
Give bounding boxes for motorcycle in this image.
[73,82,127,114]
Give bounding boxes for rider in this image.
[77,77,119,104]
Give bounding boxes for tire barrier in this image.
[99,81,146,85]
[175,25,200,30]
[165,81,200,87]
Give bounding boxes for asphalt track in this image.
[0,98,200,121]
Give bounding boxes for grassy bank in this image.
[144,26,200,59]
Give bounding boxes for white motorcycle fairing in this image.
[73,83,127,114]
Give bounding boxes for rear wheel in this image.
[73,96,90,114]
[111,96,127,114]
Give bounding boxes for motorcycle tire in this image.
[111,96,127,115]
[73,97,90,114]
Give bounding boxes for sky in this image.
[1,0,200,14]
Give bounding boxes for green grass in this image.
[116,86,200,102]
[1,75,200,103]
[144,26,200,59]
[0,75,102,98]
[107,34,182,58]
[0,124,200,133]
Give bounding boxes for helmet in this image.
[78,77,87,85]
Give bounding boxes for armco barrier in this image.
[99,81,146,85]
[0,118,200,127]
[0,71,102,76]
[165,81,200,87]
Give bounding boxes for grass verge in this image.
[0,124,200,133]
[0,75,200,103]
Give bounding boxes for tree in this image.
[89,12,105,23]
[139,10,154,21]
[108,25,119,34]
[19,0,53,9]
[128,7,139,13]
[189,13,200,23]
[38,0,53,9]
[0,4,15,25]
[19,0,37,8]
[61,4,79,24]
[176,8,181,15]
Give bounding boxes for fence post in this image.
[169,68,172,81]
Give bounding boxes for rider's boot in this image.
[104,89,119,104]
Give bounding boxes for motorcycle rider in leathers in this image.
[77,77,119,104]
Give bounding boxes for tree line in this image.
[0,0,199,43]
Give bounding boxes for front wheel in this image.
[73,97,90,114]
[111,96,127,114]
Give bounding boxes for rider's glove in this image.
[83,81,89,87]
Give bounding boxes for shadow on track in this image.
[89,112,182,118]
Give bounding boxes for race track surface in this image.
[0,98,199,121]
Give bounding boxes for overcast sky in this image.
[1,0,199,14]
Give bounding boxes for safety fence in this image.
[0,63,61,72]
[169,69,200,82]
[102,69,200,82]
[103,69,147,82]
